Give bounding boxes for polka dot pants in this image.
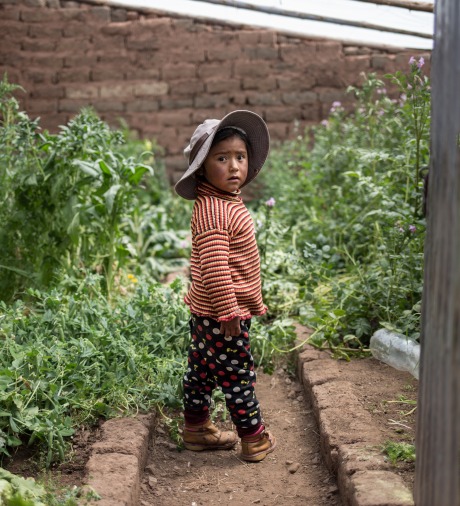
[183,314,262,435]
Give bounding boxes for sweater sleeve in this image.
[195,228,241,321]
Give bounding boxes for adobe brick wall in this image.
[0,0,431,181]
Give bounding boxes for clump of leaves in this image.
[0,75,192,302]
[0,275,189,465]
[0,468,45,506]
[253,61,430,355]
[383,440,416,465]
[0,466,100,505]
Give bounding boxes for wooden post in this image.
[415,0,460,505]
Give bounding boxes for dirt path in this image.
[139,368,342,506]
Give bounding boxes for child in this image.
[174,110,276,463]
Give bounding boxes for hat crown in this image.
[184,119,219,159]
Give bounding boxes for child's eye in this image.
[218,156,227,162]
[237,154,246,161]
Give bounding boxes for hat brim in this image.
[174,110,270,200]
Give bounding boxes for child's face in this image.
[202,135,248,194]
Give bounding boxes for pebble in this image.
[285,460,294,465]
[147,476,158,490]
[288,462,301,474]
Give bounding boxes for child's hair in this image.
[211,126,250,152]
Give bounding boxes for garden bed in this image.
[3,346,417,505]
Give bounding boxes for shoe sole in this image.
[183,440,238,451]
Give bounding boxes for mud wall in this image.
[0,0,431,180]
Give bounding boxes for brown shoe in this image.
[240,429,276,462]
[183,419,237,451]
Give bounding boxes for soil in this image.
[335,356,418,489]
[3,423,101,494]
[3,354,418,505]
[140,368,342,506]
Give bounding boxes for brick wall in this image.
[0,0,431,180]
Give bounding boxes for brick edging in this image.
[294,323,414,506]
[82,413,156,506]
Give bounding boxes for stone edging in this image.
[295,323,415,506]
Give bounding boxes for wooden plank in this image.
[415,0,460,504]
[199,0,433,39]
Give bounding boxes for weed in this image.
[382,440,416,465]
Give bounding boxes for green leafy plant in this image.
[254,61,429,354]
[382,440,416,465]
[0,275,189,465]
[0,467,100,505]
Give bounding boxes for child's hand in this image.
[220,316,241,338]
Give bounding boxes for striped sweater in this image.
[184,181,267,322]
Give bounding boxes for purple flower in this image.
[265,197,276,207]
[417,57,425,69]
[376,88,387,95]
[321,119,329,127]
[409,225,416,234]
[179,240,189,249]
[378,110,385,116]
[398,227,405,233]
[330,101,342,113]
[409,56,416,65]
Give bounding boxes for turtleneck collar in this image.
[196,180,242,202]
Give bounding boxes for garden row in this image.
[0,58,429,504]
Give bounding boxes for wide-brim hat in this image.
[174,110,270,200]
